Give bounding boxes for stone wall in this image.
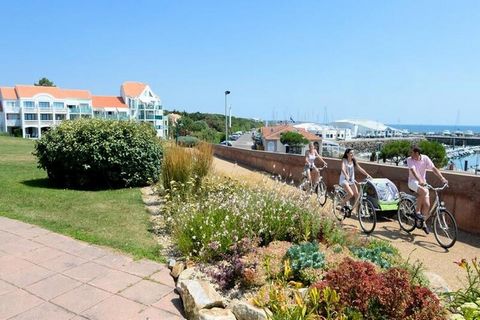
[337,137,425,152]
[214,145,480,235]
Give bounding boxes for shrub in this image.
[34,119,162,188]
[350,239,399,269]
[312,257,446,319]
[161,141,213,193]
[163,176,323,261]
[177,135,199,147]
[286,242,326,275]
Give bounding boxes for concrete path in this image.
[0,217,185,320]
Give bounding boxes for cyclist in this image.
[339,148,372,213]
[407,145,448,234]
[304,142,327,186]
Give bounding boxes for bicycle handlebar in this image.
[426,183,448,191]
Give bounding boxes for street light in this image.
[225,90,230,144]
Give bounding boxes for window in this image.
[53,102,64,109]
[24,113,37,120]
[40,114,53,120]
[6,114,20,120]
[79,103,90,113]
[55,114,66,120]
[23,101,34,108]
[39,102,50,109]
[6,101,19,107]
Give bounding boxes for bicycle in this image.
[299,164,328,206]
[331,179,377,234]
[397,183,457,249]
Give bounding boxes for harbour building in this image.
[0,81,168,138]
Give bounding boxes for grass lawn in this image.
[0,136,162,261]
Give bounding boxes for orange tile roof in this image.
[13,85,91,99]
[0,87,18,99]
[122,81,147,97]
[261,125,320,141]
[92,96,128,108]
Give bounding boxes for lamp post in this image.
[224,90,230,144]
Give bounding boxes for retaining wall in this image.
[214,145,480,235]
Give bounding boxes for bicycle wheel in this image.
[299,177,309,192]
[397,198,416,233]
[433,209,457,249]
[316,181,327,206]
[358,199,376,234]
[332,190,345,221]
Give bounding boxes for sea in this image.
[387,124,480,134]
[387,124,480,172]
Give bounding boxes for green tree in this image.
[418,140,448,167]
[34,77,55,87]
[380,140,411,166]
[280,131,309,146]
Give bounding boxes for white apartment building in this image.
[0,81,168,138]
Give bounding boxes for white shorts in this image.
[408,181,428,197]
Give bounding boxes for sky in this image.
[1,0,480,125]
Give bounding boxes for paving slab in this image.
[51,284,112,314]
[0,288,43,319]
[0,217,184,319]
[119,279,173,305]
[9,302,76,320]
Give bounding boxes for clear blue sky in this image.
[2,0,480,125]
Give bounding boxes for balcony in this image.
[6,119,21,126]
[24,120,38,126]
[40,120,54,126]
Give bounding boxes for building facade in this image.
[260,124,322,154]
[0,81,168,138]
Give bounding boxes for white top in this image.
[339,159,355,185]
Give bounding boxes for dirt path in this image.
[213,157,479,291]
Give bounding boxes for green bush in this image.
[177,135,199,147]
[286,242,326,274]
[34,118,162,189]
[350,239,399,269]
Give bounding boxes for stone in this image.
[146,206,161,215]
[168,258,176,269]
[198,308,236,320]
[232,301,270,320]
[170,261,185,279]
[424,271,451,296]
[176,267,196,291]
[179,280,224,320]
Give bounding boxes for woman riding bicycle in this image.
[339,148,372,212]
[304,142,327,185]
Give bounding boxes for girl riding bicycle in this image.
[339,148,372,212]
[304,142,327,186]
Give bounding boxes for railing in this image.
[40,120,54,126]
[6,119,21,126]
[3,106,21,113]
[23,120,38,126]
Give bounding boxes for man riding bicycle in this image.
[304,142,327,186]
[407,145,448,234]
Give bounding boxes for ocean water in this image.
[387,124,480,134]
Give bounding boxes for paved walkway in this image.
[0,217,185,320]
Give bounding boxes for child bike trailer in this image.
[363,178,400,212]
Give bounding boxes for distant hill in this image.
[165,110,263,143]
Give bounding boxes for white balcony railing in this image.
[40,120,54,126]
[3,106,21,113]
[6,119,21,126]
[23,120,38,126]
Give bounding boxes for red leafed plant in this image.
[311,257,446,320]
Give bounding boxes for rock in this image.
[143,196,162,206]
[168,258,176,270]
[179,280,224,320]
[170,261,185,279]
[425,271,451,296]
[232,301,270,320]
[146,206,161,215]
[177,267,196,287]
[198,308,236,320]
